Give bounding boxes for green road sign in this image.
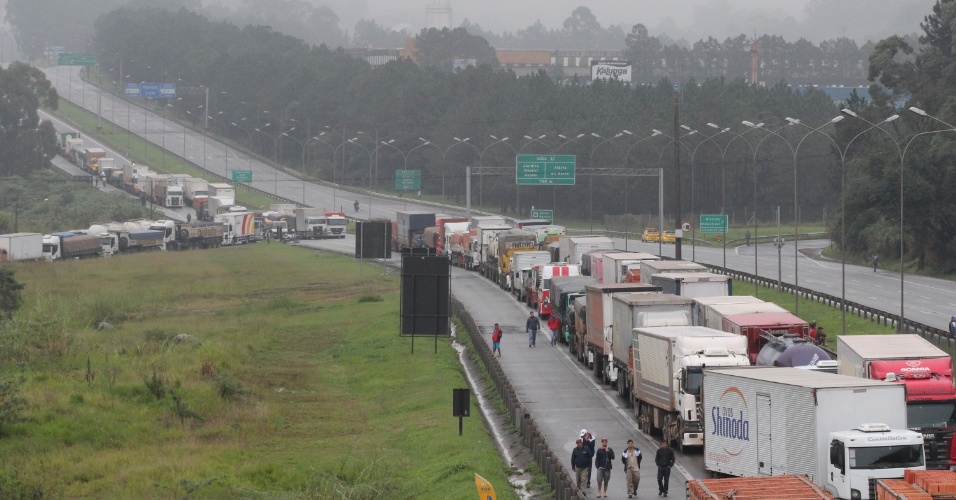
[231,170,253,183]
[530,209,553,223]
[516,155,576,185]
[395,169,421,190]
[57,53,97,66]
[699,214,728,233]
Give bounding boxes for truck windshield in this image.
[684,367,703,396]
[849,444,924,469]
[328,219,347,226]
[907,402,956,429]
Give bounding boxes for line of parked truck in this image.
[385,210,956,498]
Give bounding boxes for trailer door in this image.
[757,393,772,475]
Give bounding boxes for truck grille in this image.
[923,429,955,470]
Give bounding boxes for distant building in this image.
[426,2,452,30]
[344,47,401,67]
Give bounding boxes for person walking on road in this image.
[547,314,561,346]
[872,253,880,272]
[526,311,539,348]
[594,437,615,498]
[491,323,503,357]
[581,429,596,487]
[745,230,751,246]
[655,440,676,497]
[621,439,642,498]
[571,437,593,490]
[950,317,956,336]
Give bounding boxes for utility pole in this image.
[674,88,683,260]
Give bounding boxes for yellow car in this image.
[641,228,660,243]
[662,230,676,244]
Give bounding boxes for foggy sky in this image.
[352,0,935,44]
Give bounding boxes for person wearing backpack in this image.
[491,323,503,357]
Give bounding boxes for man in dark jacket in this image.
[655,440,676,496]
[526,311,539,347]
[571,438,593,490]
[594,437,615,498]
[582,429,596,487]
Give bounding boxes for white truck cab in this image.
[827,423,925,500]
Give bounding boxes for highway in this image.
[44,64,956,497]
[44,64,956,334]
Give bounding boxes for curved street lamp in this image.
[783,115,844,316]
[652,129,695,257]
[478,135,514,210]
[620,130,665,250]
[703,125,760,270]
[742,120,793,297]
[420,137,476,212]
[377,138,431,209]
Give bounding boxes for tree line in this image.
[91,7,842,224]
[15,0,956,272]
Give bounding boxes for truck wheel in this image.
[638,404,651,434]
[676,418,685,453]
[663,414,678,448]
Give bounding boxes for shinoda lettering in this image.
[712,406,750,440]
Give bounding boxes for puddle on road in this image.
[451,324,533,500]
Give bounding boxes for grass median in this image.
[0,244,515,498]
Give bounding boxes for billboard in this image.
[591,61,632,82]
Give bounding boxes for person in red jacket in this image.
[491,323,503,357]
[548,314,561,346]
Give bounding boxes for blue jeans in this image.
[551,328,558,345]
[528,328,537,346]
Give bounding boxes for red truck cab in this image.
[530,263,580,318]
[838,334,956,470]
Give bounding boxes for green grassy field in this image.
[0,245,516,499]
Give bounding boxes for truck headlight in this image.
[850,489,861,500]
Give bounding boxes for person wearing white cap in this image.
[580,429,596,487]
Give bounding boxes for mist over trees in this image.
[8,0,956,270]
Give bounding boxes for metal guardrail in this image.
[451,298,584,500]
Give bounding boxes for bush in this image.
[0,375,26,433]
[357,295,383,303]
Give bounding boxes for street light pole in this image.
[792,110,893,335]
[898,107,956,331]
[652,129,694,256]
[784,115,844,316]
[621,130,664,250]
[479,136,514,212]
